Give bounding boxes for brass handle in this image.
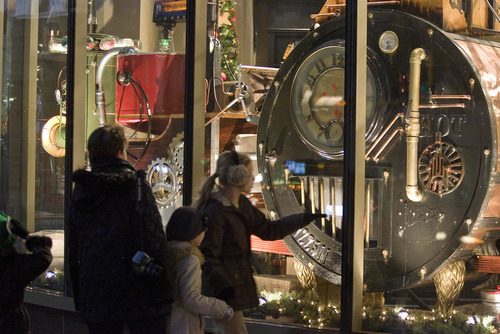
[405,48,426,202]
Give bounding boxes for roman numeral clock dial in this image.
[291,45,379,158]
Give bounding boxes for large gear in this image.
[168,132,184,173]
[146,157,182,209]
[146,132,185,210]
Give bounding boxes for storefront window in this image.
[1,0,499,333]
[1,1,69,292]
[205,0,500,332]
[0,1,188,294]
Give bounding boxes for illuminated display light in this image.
[161,1,186,12]
[247,290,499,331]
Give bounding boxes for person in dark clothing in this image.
[0,211,53,334]
[194,150,325,334]
[69,124,173,334]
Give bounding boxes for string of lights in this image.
[247,290,498,332]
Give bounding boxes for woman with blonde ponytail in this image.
[194,150,325,334]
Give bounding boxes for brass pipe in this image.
[300,177,306,206]
[429,95,471,100]
[311,1,400,19]
[309,177,316,213]
[331,178,336,238]
[325,1,400,7]
[310,12,341,19]
[320,178,325,231]
[365,113,404,160]
[406,48,426,202]
[366,182,371,246]
[419,103,465,109]
[373,128,404,162]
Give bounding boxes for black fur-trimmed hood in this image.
[72,168,137,190]
[72,158,140,190]
[71,158,143,211]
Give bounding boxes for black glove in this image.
[303,213,327,224]
[9,219,29,239]
[219,286,235,303]
[25,235,53,252]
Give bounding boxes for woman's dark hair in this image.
[193,150,251,210]
[87,124,128,165]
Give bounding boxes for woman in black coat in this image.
[194,150,324,334]
[69,125,173,334]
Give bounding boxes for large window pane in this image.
[1,0,499,333]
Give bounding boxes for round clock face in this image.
[291,45,378,157]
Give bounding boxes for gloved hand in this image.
[9,219,29,239]
[303,213,327,224]
[25,235,52,252]
[219,286,235,303]
[224,305,234,320]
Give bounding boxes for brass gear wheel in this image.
[146,158,182,208]
[168,132,184,173]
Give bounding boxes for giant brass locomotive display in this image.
[256,7,500,301]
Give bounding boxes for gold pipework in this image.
[405,48,426,202]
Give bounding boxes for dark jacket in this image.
[0,244,52,334]
[69,157,173,324]
[200,193,308,311]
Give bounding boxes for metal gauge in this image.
[379,30,399,54]
[290,45,378,157]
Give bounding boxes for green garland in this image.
[218,0,239,80]
[246,291,498,333]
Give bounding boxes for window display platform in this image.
[254,274,301,294]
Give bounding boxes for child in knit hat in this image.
[0,211,53,334]
[166,206,233,334]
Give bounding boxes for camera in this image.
[131,251,164,278]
